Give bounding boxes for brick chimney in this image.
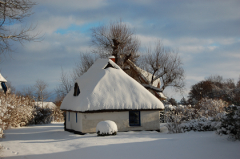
[109,56,115,63]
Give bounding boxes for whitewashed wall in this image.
[66,110,160,133]
[66,112,83,132]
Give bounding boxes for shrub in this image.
[96,120,118,136]
[216,105,240,140]
[52,106,64,122]
[0,94,35,138]
[165,114,183,133]
[163,98,227,133]
[196,98,227,120]
[33,106,53,124]
[181,118,219,132]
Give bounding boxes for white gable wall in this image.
[66,110,160,133]
[66,112,83,132]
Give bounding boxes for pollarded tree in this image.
[0,0,37,58]
[140,41,185,92]
[91,19,140,67]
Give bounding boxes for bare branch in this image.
[55,67,72,99]
[141,41,185,92]
[0,0,38,58]
[91,19,140,67]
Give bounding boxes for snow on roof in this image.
[60,58,164,112]
[142,84,162,92]
[0,73,7,82]
[34,102,56,109]
[158,92,167,100]
[126,60,161,87]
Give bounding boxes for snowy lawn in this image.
[0,123,239,159]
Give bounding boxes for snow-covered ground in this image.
[0,123,239,159]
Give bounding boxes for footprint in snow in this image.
[11,151,19,155]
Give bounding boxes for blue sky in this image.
[0,0,239,101]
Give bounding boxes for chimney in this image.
[109,56,115,63]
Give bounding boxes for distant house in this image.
[34,102,57,109]
[0,73,7,93]
[60,58,164,134]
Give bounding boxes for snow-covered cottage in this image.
[60,58,164,134]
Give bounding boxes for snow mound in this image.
[96,120,118,136]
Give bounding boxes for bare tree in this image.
[91,19,140,67]
[21,86,35,98]
[71,53,98,81]
[0,0,37,58]
[55,53,97,99]
[141,41,185,92]
[55,67,72,99]
[34,79,49,108]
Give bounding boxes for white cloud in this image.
[37,0,108,10]
[137,34,160,46]
[33,15,85,35]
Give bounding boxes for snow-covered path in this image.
[0,123,239,159]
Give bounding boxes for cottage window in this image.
[129,111,141,126]
[73,83,80,96]
[104,62,114,69]
[76,113,78,123]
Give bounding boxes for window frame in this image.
[129,111,141,126]
[76,112,77,123]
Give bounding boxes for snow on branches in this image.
[0,92,63,138]
[164,98,228,134]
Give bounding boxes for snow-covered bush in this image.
[165,114,183,133]
[9,96,35,127]
[96,120,118,136]
[216,105,240,140]
[163,98,228,134]
[52,106,64,122]
[33,106,53,124]
[0,92,56,138]
[0,93,34,137]
[181,118,219,132]
[196,98,227,121]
